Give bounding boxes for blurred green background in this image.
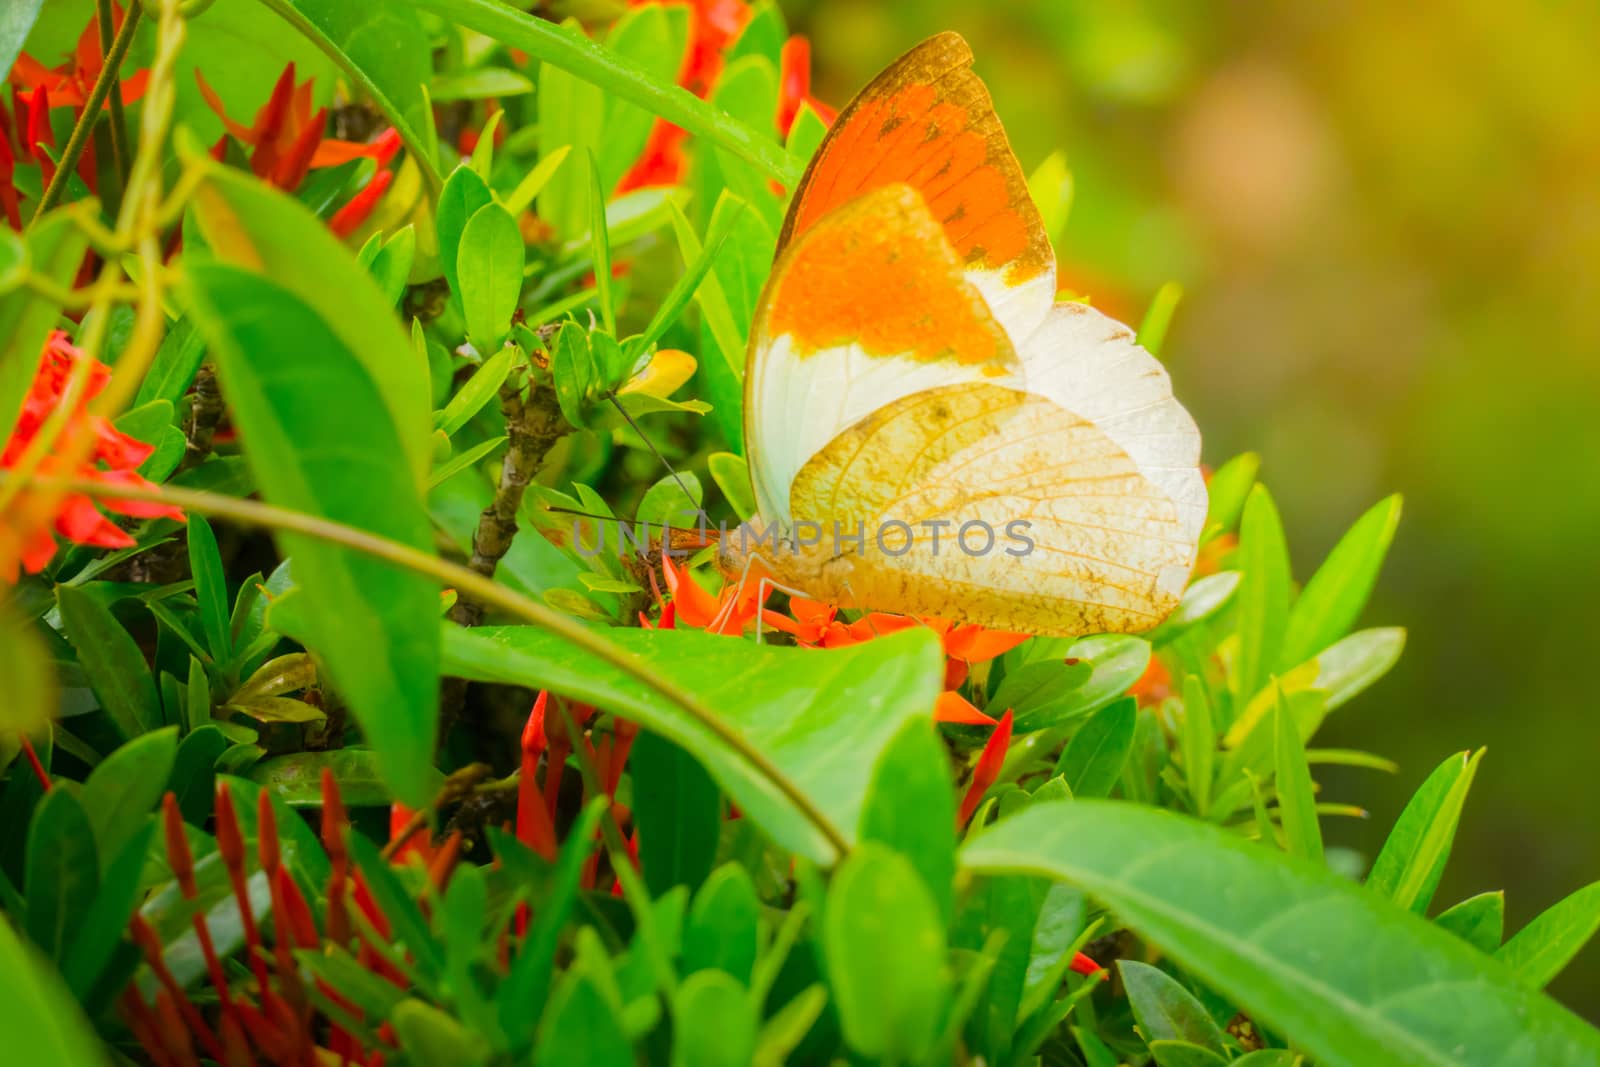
[786,0,1600,1019]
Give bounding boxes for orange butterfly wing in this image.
[778,33,1054,315]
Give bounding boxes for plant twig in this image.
[450,371,567,627]
[5,472,851,859]
[30,1,144,226]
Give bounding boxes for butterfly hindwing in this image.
[788,382,1193,636]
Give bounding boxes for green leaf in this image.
[1233,484,1292,705]
[629,196,743,363]
[1149,1040,1231,1067]
[56,585,161,739]
[951,875,1045,1061]
[1231,1052,1301,1067]
[503,144,572,217]
[637,470,702,528]
[1436,891,1505,955]
[859,717,956,924]
[1120,960,1227,1053]
[754,984,827,1067]
[435,346,514,437]
[1312,627,1406,711]
[1202,452,1259,543]
[0,915,109,1067]
[708,452,755,521]
[436,164,494,309]
[535,20,603,240]
[61,822,155,998]
[1280,495,1402,667]
[596,3,689,191]
[1180,675,1216,815]
[1137,281,1184,358]
[825,844,948,1062]
[187,516,232,662]
[1367,750,1483,914]
[403,0,800,186]
[1018,882,1088,1020]
[443,624,944,863]
[1026,151,1074,246]
[0,205,89,444]
[393,998,491,1067]
[704,57,782,233]
[684,864,759,982]
[965,800,1600,1067]
[367,226,416,307]
[587,153,617,336]
[551,320,595,428]
[457,203,525,352]
[1153,571,1241,643]
[190,163,432,480]
[135,320,208,409]
[536,970,633,1067]
[24,790,99,963]
[251,0,439,186]
[430,67,532,101]
[171,725,230,826]
[182,264,441,806]
[632,731,720,898]
[249,749,435,807]
[1496,881,1600,990]
[1055,697,1137,799]
[1272,693,1323,861]
[987,658,1091,733]
[499,798,607,1047]
[0,606,55,735]
[429,435,506,490]
[79,728,177,862]
[673,969,756,1067]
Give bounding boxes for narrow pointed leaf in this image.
[1497,881,1600,990]
[965,801,1600,1067]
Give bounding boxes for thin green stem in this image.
[9,472,849,858]
[96,0,134,191]
[400,0,803,186]
[30,2,144,226]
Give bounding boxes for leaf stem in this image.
[30,1,144,226]
[9,472,850,858]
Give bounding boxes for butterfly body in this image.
[732,34,1205,637]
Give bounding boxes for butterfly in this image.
[718,32,1206,638]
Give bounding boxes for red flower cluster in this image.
[661,554,1025,725]
[616,0,835,193]
[2,2,148,227]
[199,63,401,237]
[1,331,183,582]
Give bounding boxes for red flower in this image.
[8,2,149,111]
[616,2,833,194]
[958,708,1014,828]
[660,557,1026,725]
[198,63,400,236]
[3,3,150,208]
[1,331,185,581]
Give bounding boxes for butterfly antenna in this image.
[605,391,699,510]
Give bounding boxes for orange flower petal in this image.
[945,624,1031,664]
[934,689,997,725]
[662,554,724,629]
